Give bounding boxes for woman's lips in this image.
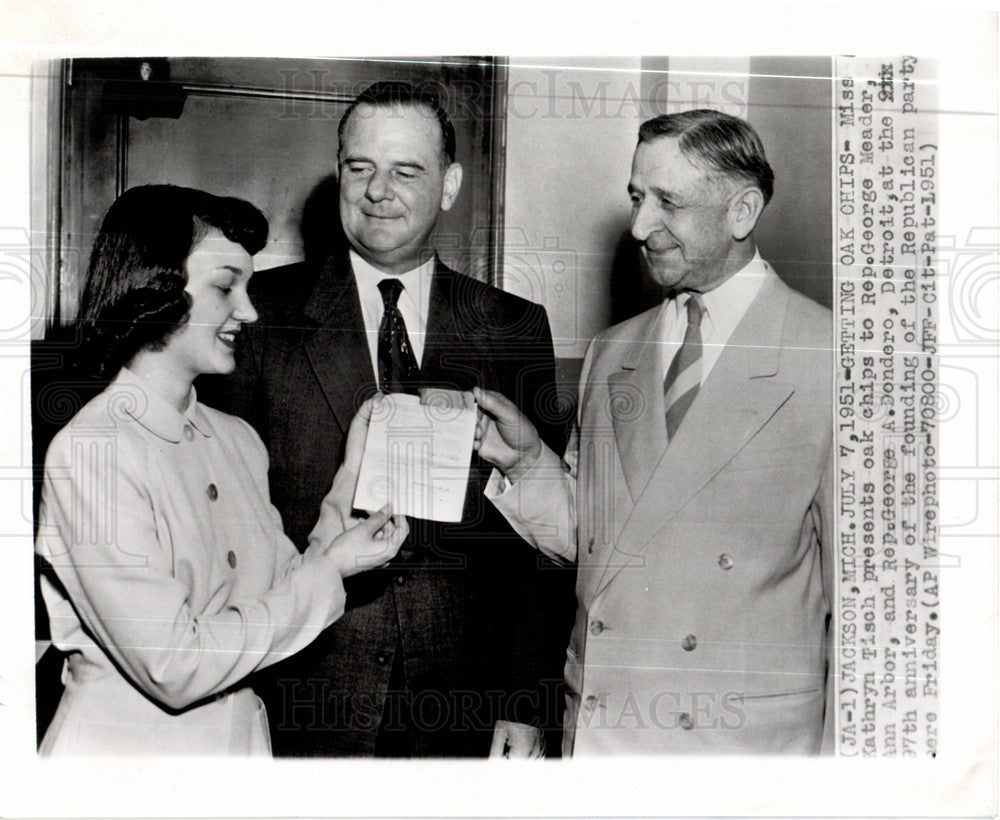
[217,330,238,349]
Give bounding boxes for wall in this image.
[502,56,833,377]
[747,56,833,308]
[502,58,642,360]
[49,57,502,327]
[40,56,832,344]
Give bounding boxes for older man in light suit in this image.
[475,109,834,756]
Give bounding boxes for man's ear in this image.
[440,162,463,211]
[729,186,765,241]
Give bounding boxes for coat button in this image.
[207,483,219,501]
[590,620,605,636]
[679,712,694,730]
[681,634,697,651]
[583,695,598,711]
[183,425,195,441]
[227,550,237,569]
[718,553,734,570]
[375,652,389,666]
[394,574,406,586]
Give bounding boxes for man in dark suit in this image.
[200,81,573,757]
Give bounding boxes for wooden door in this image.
[51,56,506,326]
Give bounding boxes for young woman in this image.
[35,185,405,755]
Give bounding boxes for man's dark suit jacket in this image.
[199,248,574,756]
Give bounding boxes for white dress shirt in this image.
[350,250,435,385]
[658,250,774,384]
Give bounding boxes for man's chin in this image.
[345,218,401,245]
[358,242,411,263]
[642,258,685,289]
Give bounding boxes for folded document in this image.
[353,391,477,523]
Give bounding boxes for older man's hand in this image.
[472,387,543,484]
[489,720,545,759]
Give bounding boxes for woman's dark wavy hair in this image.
[77,185,267,379]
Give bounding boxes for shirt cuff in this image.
[485,468,512,498]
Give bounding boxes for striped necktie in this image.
[377,278,421,395]
[663,293,705,441]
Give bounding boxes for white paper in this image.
[353,392,477,522]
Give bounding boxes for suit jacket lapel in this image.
[596,275,796,594]
[419,262,462,387]
[302,251,378,432]
[607,307,668,502]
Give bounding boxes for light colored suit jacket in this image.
[491,273,834,755]
[36,369,348,754]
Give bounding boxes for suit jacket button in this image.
[590,620,605,636]
[227,550,237,569]
[375,652,389,666]
[679,712,694,730]
[681,634,697,651]
[718,553,734,570]
[394,574,406,586]
[583,695,598,711]
[207,483,219,501]
[183,424,195,441]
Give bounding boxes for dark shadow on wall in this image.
[299,173,348,270]
[609,230,669,325]
[32,324,109,747]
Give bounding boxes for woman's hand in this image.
[307,395,409,572]
[323,504,408,578]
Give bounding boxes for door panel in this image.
[55,56,505,325]
[126,91,349,271]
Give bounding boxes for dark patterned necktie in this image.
[663,293,705,441]
[377,278,420,395]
